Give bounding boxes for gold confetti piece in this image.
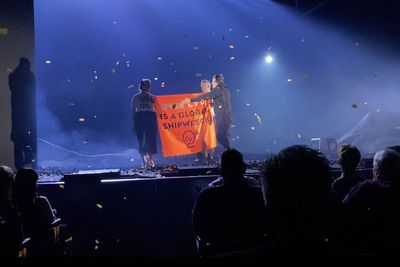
[113,21,117,24]
[229,56,235,60]
[232,138,236,141]
[246,103,251,106]
[161,82,166,87]
[364,102,367,105]
[157,57,162,60]
[250,126,256,130]
[297,134,302,138]
[127,84,134,89]
[229,28,232,32]
[236,89,240,92]
[154,77,158,81]
[287,78,292,82]
[58,184,65,189]
[95,239,100,244]
[67,79,71,83]
[195,73,202,77]
[236,136,240,139]
[94,75,98,79]
[231,124,236,128]
[65,236,73,243]
[301,38,305,43]
[78,118,85,122]
[130,158,134,162]
[273,140,277,144]
[45,60,52,64]
[206,170,212,174]
[244,35,249,38]
[93,115,97,119]
[123,197,127,200]
[193,46,199,50]
[0,27,8,35]
[93,70,97,73]
[218,105,222,109]
[94,245,99,250]
[96,203,103,209]
[116,61,120,65]
[229,44,234,49]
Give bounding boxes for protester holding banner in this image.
[131,79,158,169]
[195,80,216,164]
[185,74,232,150]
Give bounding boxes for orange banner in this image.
[155,94,217,157]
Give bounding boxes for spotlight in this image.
[265,55,273,63]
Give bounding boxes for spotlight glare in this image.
[265,55,273,63]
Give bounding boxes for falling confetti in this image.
[376,108,381,112]
[157,57,162,61]
[229,56,235,61]
[244,35,250,38]
[94,245,99,250]
[231,124,236,128]
[193,46,199,50]
[229,28,232,32]
[229,44,234,49]
[250,126,256,130]
[123,197,127,200]
[287,78,292,82]
[301,38,305,43]
[67,79,71,83]
[218,105,222,109]
[130,158,134,162]
[45,60,52,64]
[246,103,251,106]
[113,21,117,24]
[127,84,134,89]
[95,239,100,244]
[297,133,302,138]
[78,118,85,122]
[364,102,368,105]
[116,61,120,65]
[58,184,64,189]
[254,113,262,124]
[236,136,240,139]
[236,89,240,92]
[68,102,75,106]
[96,203,103,209]
[355,43,359,46]
[195,73,202,77]
[94,75,98,80]
[65,237,73,243]
[161,82,166,88]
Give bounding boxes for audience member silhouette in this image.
[260,145,343,257]
[332,144,364,200]
[13,168,56,256]
[343,148,400,257]
[0,166,23,258]
[192,148,266,256]
[9,57,37,170]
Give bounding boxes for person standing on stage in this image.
[185,74,232,150]
[131,79,158,169]
[9,57,37,170]
[194,79,216,165]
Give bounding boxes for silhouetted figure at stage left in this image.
[9,57,37,170]
[192,148,266,257]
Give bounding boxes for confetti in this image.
[94,75,98,80]
[244,35,250,38]
[254,113,262,124]
[65,237,73,243]
[45,60,52,64]
[229,28,232,32]
[218,105,222,109]
[161,82,166,87]
[58,184,64,189]
[301,38,305,43]
[364,102,367,105]
[94,245,99,250]
[250,126,256,130]
[236,136,240,139]
[246,103,251,106]
[157,57,162,61]
[376,108,381,112]
[96,203,103,209]
[67,79,71,83]
[297,134,302,138]
[112,68,116,73]
[193,46,199,50]
[68,103,75,106]
[130,158,134,162]
[229,44,234,49]
[195,73,202,77]
[154,77,158,81]
[229,56,235,61]
[78,118,85,122]
[127,84,134,89]
[123,197,127,200]
[231,124,236,128]
[116,61,120,65]
[95,239,100,244]
[236,89,240,92]
[113,21,117,24]
[287,78,292,82]
[355,43,359,46]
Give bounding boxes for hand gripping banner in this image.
[154,94,217,157]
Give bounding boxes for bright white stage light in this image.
[265,55,273,63]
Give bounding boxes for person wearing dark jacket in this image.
[185,74,232,150]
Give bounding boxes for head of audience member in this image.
[14,168,39,207]
[0,166,15,205]
[338,144,361,174]
[201,80,211,94]
[373,148,400,182]
[386,145,400,154]
[219,148,246,182]
[211,74,224,89]
[139,79,151,93]
[262,145,332,238]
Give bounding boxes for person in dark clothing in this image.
[332,144,364,200]
[192,148,266,257]
[131,79,158,169]
[185,74,232,150]
[9,57,37,170]
[343,148,400,257]
[0,166,23,258]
